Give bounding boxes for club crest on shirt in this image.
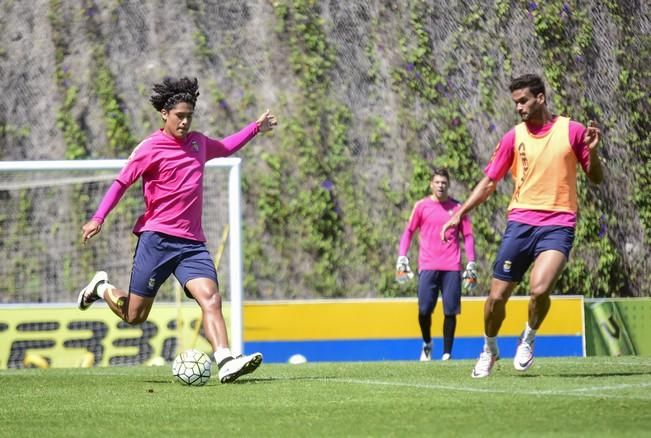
[503,260,512,273]
[191,140,199,152]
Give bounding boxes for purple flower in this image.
[406,63,415,72]
[598,214,607,238]
[528,2,538,11]
[85,2,98,17]
[562,3,571,15]
[321,179,334,191]
[451,117,461,127]
[219,99,229,110]
[488,123,496,132]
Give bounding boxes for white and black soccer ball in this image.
[172,349,212,386]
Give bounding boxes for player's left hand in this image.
[584,120,601,151]
[462,261,478,292]
[256,109,278,132]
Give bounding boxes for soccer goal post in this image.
[0,159,244,355]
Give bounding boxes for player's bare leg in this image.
[186,277,263,383]
[528,250,567,328]
[514,250,568,371]
[110,290,153,324]
[185,278,229,349]
[472,279,517,378]
[484,279,518,337]
[78,272,154,324]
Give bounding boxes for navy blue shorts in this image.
[130,231,218,298]
[492,221,575,283]
[417,270,461,316]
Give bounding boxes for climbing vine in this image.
[14,0,646,299]
[529,0,626,296]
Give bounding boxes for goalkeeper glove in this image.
[462,261,478,292]
[395,256,414,284]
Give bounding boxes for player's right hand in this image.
[81,219,102,244]
[440,213,461,242]
[395,256,414,284]
[256,109,278,132]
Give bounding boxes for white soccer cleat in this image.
[218,352,263,383]
[419,344,432,361]
[441,353,451,361]
[513,336,535,371]
[77,271,108,311]
[471,349,499,378]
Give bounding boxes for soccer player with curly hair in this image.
[78,76,277,383]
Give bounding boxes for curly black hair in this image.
[149,76,200,112]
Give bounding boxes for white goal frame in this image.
[0,159,245,355]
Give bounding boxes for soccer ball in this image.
[172,349,212,386]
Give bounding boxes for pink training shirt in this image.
[92,122,259,242]
[484,118,591,227]
[399,197,475,271]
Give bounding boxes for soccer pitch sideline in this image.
[1,357,649,437]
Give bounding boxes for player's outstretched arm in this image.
[80,180,128,244]
[584,120,603,184]
[256,109,278,133]
[440,176,496,242]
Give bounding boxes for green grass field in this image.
[1,356,650,437]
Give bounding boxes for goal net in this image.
[0,159,244,352]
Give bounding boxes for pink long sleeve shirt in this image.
[399,197,475,272]
[92,122,259,242]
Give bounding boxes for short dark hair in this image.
[432,167,450,181]
[509,74,546,97]
[150,76,200,111]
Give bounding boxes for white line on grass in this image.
[327,378,651,401]
[537,382,651,394]
[546,359,651,367]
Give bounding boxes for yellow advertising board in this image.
[0,296,584,368]
[0,303,211,368]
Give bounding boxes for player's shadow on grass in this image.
[145,380,188,384]
[519,370,651,378]
[144,376,333,385]
[225,375,336,385]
